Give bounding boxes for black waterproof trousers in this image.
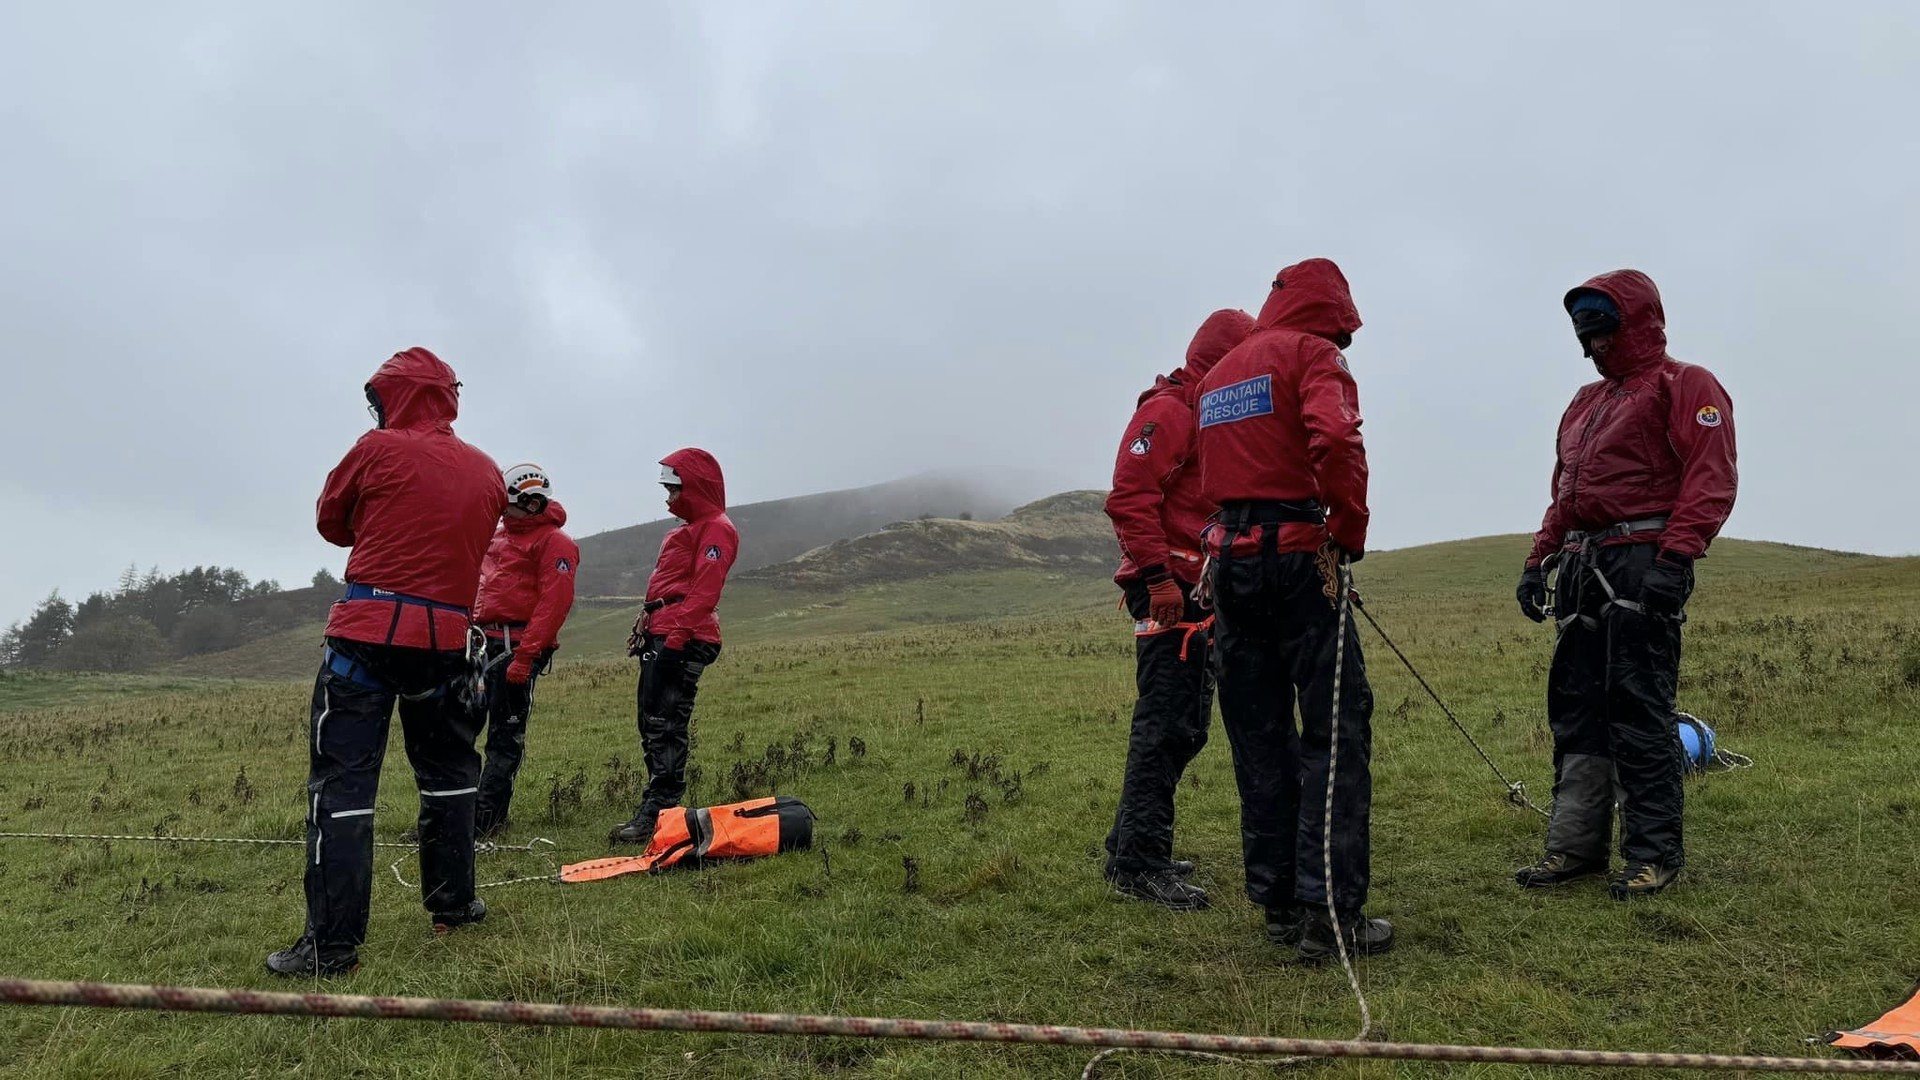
[635,636,722,813]
[474,635,545,836]
[1211,550,1374,912]
[1104,580,1213,877]
[304,639,482,948]
[1544,542,1689,868]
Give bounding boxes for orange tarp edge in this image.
[1831,988,1920,1057]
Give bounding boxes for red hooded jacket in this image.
[1197,259,1369,555]
[317,348,507,651]
[473,501,581,656]
[1106,309,1255,585]
[643,448,739,650]
[1527,270,1738,566]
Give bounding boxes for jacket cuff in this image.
[1137,563,1171,585]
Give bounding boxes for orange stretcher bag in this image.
[560,795,815,883]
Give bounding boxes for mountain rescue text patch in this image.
[1198,375,1274,429]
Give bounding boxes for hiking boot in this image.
[1264,904,1304,946]
[1514,852,1607,889]
[608,810,658,846]
[1609,861,1679,900]
[1297,908,1394,963]
[430,898,488,935]
[1108,869,1210,911]
[1168,859,1196,877]
[265,934,359,978]
[475,816,508,842]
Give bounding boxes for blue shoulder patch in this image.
[1198,375,1274,429]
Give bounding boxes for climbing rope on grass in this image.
[2,977,1915,1073]
[0,830,416,850]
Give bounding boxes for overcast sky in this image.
[3,3,1916,622]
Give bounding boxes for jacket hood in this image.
[1565,269,1667,379]
[662,447,726,521]
[504,499,567,533]
[367,347,460,431]
[1180,308,1255,381]
[1254,258,1363,341]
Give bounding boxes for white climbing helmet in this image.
[503,462,552,512]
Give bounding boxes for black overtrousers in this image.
[635,636,722,813]
[1104,580,1213,876]
[1545,542,1688,867]
[474,636,543,836]
[304,639,483,948]
[1210,550,1374,912]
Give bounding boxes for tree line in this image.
[0,565,341,673]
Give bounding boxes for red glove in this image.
[1145,575,1185,629]
[505,653,535,686]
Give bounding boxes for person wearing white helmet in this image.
[470,463,580,839]
[610,448,739,845]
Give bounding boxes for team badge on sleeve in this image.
[556,557,572,573]
[705,545,722,561]
[1127,435,1152,456]
[1695,404,1723,428]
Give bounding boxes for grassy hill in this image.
[574,474,1015,598]
[3,535,1917,1076]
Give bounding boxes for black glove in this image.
[1516,564,1547,622]
[1642,550,1694,617]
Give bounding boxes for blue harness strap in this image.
[340,582,470,615]
[323,647,391,692]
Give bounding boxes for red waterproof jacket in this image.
[1527,270,1738,566]
[473,500,581,655]
[1197,259,1368,555]
[1106,309,1255,585]
[317,348,507,651]
[644,448,739,649]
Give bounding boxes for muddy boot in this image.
[608,809,658,846]
[1609,861,1679,900]
[1514,852,1608,889]
[1297,908,1394,963]
[265,933,360,978]
[431,898,488,934]
[1108,869,1210,911]
[1264,903,1304,946]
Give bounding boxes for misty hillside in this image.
[574,474,1016,597]
[741,491,1117,589]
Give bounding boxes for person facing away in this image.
[609,448,739,845]
[268,346,506,978]
[1194,257,1393,962]
[1513,269,1736,899]
[1101,307,1254,911]
[469,463,580,839]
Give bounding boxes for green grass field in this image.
[2,536,1917,1078]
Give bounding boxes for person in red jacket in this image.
[1195,258,1391,962]
[1513,269,1736,899]
[1100,307,1253,910]
[268,347,507,978]
[470,463,580,839]
[609,448,740,844]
